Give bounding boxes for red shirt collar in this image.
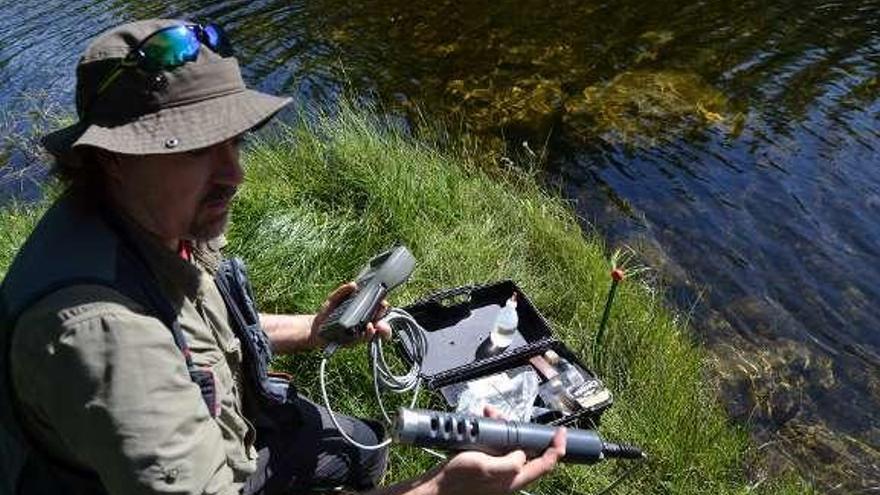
[177,240,193,261]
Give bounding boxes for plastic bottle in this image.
[489,294,518,350]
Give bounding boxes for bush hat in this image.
[42,19,290,160]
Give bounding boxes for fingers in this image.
[484,449,528,474]
[374,319,393,339]
[510,427,567,490]
[372,299,390,321]
[317,282,357,317]
[318,283,394,346]
[312,282,357,340]
[368,300,392,340]
[363,319,392,343]
[444,428,566,493]
[327,282,357,307]
[552,426,567,456]
[483,404,503,419]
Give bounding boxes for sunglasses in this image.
[89,23,233,111]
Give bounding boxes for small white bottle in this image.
[489,294,518,350]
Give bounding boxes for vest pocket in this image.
[220,336,243,368]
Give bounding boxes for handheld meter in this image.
[319,246,416,345]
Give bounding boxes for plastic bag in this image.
[455,368,540,422]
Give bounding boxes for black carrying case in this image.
[400,280,612,426]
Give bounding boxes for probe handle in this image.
[394,408,643,464]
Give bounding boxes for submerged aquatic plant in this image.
[563,70,737,147]
[0,91,73,194]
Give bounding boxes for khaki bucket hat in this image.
[42,19,291,160]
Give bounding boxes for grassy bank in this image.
[0,106,810,494]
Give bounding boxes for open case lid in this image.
[398,281,577,386]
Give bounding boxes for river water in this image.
[1,0,878,490]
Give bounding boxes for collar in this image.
[111,211,203,303]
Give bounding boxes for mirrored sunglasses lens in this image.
[140,26,200,71]
[202,23,233,56]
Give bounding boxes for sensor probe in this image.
[394,408,645,464]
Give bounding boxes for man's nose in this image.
[213,139,244,185]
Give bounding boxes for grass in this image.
[0,91,71,177]
[0,104,812,494]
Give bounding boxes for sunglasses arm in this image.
[95,65,126,96]
[89,55,141,115]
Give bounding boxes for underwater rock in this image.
[634,30,675,63]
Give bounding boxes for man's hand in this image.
[417,406,567,495]
[309,282,393,348]
[260,282,392,354]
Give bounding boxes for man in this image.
[0,19,565,495]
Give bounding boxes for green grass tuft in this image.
[0,200,50,273]
[0,104,811,494]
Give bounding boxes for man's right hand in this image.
[427,430,566,495]
[422,405,566,495]
[372,406,566,495]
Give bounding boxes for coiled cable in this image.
[319,307,428,450]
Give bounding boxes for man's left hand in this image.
[310,281,393,348]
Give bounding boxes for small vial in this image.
[489,294,518,350]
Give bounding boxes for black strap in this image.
[102,211,218,416]
[215,258,290,407]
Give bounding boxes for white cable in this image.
[319,309,550,495]
[319,307,429,450]
[320,356,392,450]
[371,308,428,423]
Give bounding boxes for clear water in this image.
[1,0,877,488]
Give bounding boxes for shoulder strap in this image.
[102,211,219,417]
[215,258,296,409]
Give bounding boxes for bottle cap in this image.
[507,293,518,308]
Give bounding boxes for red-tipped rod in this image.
[591,267,624,367]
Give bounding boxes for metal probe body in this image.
[394,408,644,464]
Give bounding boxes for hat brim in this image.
[41,121,89,157]
[42,89,291,157]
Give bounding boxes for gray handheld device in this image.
[319,246,416,345]
[394,408,644,463]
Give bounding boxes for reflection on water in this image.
[1,0,878,489]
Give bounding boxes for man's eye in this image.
[186,146,212,158]
[186,137,242,158]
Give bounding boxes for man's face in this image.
[106,137,244,247]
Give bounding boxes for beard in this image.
[188,208,230,241]
[187,185,236,241]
